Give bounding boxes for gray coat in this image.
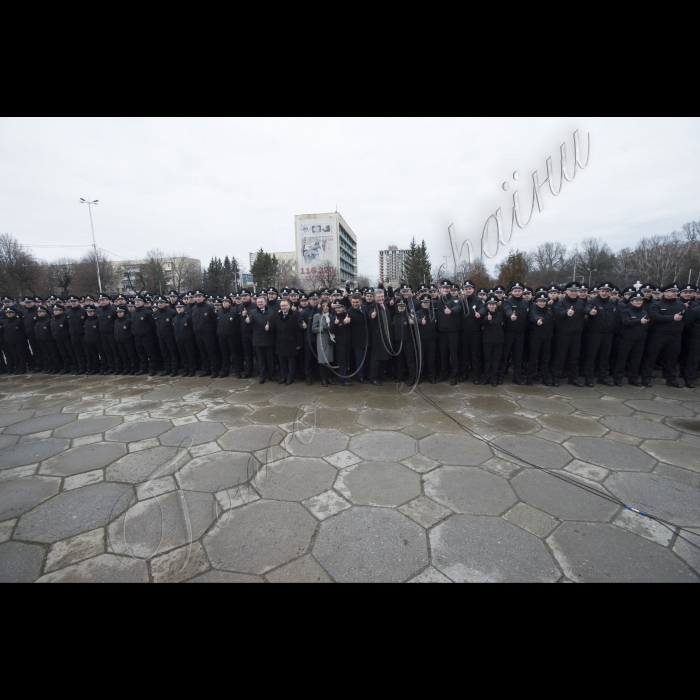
[312,313,334,365]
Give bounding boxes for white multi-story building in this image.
[294,212,358,285]
[379,245,408,286]
[111,257,201,295]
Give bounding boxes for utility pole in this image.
[80,198,103,293]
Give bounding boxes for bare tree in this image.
[170,254,200,293]
[45,257,76,297]
[72,250,116,296]
[301,260,340,290]
[0,234,42,298]
[145,248,168,296]
[631,233,693,287]
[531,242,567,283]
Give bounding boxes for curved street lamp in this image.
[80,198,103,293]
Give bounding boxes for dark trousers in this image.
[527,338,551,382]
[85,339,102,373]
[336,343,350,380]
[370,344,389,383]
[5,342,28,373]
[552,333,582,381]
[71,337,87,372]
[460,331,481,380]
[305,337,318,379]
[158,336,179,372]
[27,335,43,370]
[134,334,159,372]
[614,338,645,382]
[218,335,241,374]
[685,336,700,382]
[420,337,436,381]
[483,342,503,384]
[101,333,122,372]
[255,345,275,379]
[584,332,613,381]
[0,340,9,372]
[177,339,198,373]
[499,332,525,381]
[397,343,417,383]
[279,356,296,383]
[117,339,139,372]
[353,347,368,380]
[643,334,681,381]
[40,339,62,373]
[55,338,75,371]
[196,334,220,374]
[241,336,255,376]
[439,332,460,380]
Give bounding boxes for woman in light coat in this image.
[312,301,335,387]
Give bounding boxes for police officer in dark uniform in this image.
[458,281,483,386]
[236,290,255,379]
[131,296,158,376]
[583,282,617,387]
[217,297,242,379]
[83,305,103,375]
[3,306,28,373]
[191,291,220,378]
[481,297,505,387]
[614,291,649,387]
[66,295,88,375]
[393,300,418,386]
[97,294,122,375]
[527,292,553,386]
[34,306,61,374]
[299,293,321,385]
[435,282,461,386]
[21,296,43,372]
[552,282,586,388]
[50,305,75,375]
[499,282,530,386]
[154,296,179,377]
[642,283,687,388]
[114,306,138,375]
[173,301,198,377]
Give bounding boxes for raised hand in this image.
[488,313,493,321]
[444,307,451,315]
[265,323,270,332]
[511,313,517,322]
[641,316,649,325]
[302,321,307,330]
[538,318,543,326]
[674,313,684,322]
[590,307,598,316]
[371,311,377,320]
[568,307,575,317]
[422,318,426,325]
[343,316,351,325]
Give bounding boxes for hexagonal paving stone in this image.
[313,507,428,583]
[284,428,349,458]
[464,396,520,413]
[511,469,618,522]
[606,472,700,526]
[481,414,540,435]
[348,431,416,462]
[425,467,516,515]
[106,446,182,484]
[179,452,260,493]
[107,400,162,416]
[625,400,693,417]
[569,399,633,416]
[303,408,361,432]
[0,411,35,428]
[431,515,561,583]
[14,482,134,544]
[0,542,46,583]
[641,440,700,473]
[54,416,124,439]
[0,476,61,521]
[40,443,127,477]
[218,425,285,453]
[565,437,656,472]
[0,435,19,451]
[160,422,227,447]
[536,414,607,437]
[418,434,491,467]
[179,453,259,493]
[357,410,413,431]
[63,398,120,413]
[188,571,263,584]
[0,439,71,470]
[140,387,191,402]
[149,404,207,420]
[196,405,252,423]
[413,410,473,435]
[336,462,421,507]
[491,435,571,470]
[548,522,698,583]
[600,417,678,440]
[204,500,316,575]
[36,554,149,583]
[5,413,78,436]
[255,457,337,502]
[108,490,215,559]
[248,406,302,425]
[266,556,332,584]
[517,398,575,415]
[105,421,172,443]
[269,393,318,407]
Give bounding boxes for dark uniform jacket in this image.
[346,306,371,349]
[216,308,240,338]
[554,297,586,334]
[271,310,302,357]
[393,311,417,346]
[435,297,462,333]
[620,306,650,341]
[131,307,156,337]
[502,297,530,333]
[114,315,134,342]
[4,315,27,343]
[649,298,686,335]
[172,313,195,342]
[248,308,275,347]
[191,302,217,334]
[584,296,618,334]
[482,308,505,344]
[98,304,117,334]
[154,306,177,338]
[34,316,53,342]
[50,315,70,341]
[66,307,87,338]
[529,306,554,340]
[84,316,101,342]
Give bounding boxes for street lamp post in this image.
[586,268,598,289]
[80,198,103,293]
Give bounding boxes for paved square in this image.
[1,374,699,583]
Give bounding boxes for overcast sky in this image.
[1,117,698,283]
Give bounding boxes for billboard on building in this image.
[297,218,337,278]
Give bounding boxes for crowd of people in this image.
[1,279,699,390]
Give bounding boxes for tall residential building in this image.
[379,245,408,285]
[295,212,358,285]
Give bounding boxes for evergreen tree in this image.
[496,250,531,288]
[403,238,432,289]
